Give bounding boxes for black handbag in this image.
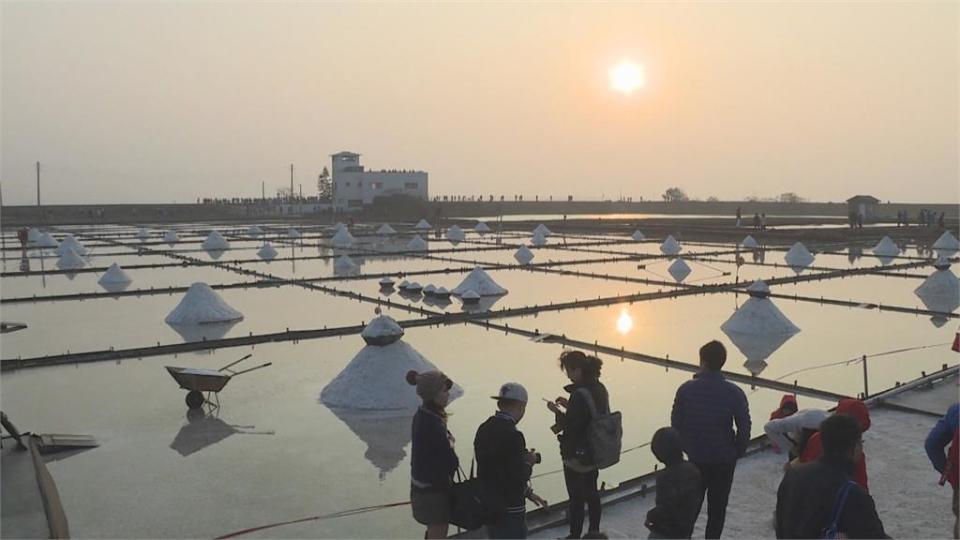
[449,461,485,530]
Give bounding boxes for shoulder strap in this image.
[576,387,598,418]
[827,480,856,530]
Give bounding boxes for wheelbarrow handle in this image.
[219,354,253,372]
[231,362,272,377]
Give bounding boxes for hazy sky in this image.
[2,2,957,205]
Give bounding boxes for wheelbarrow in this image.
[165,354,271,409]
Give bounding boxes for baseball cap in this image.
[490,382,528,403]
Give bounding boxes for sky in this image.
[1,2,957,205]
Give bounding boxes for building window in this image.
[404,182,419,189]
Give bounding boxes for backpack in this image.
[577,387,623,470]
[821,480,856,539]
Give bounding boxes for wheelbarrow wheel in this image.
[185,391,205,409]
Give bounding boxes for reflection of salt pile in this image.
[328,408,415,479]
[137,228,150,241]
[531,233,547,247]
[247,225,264,236]
[335,255,359,276]
[668,258,691,283]
[514,245,535,265]
[99,263,133,293]
[164,230,180,244]
[934,231,960,257]
[475,222,491,234]
[202,231,231,251]
[288,228,301,239]
[257,242,278,260]
[320,314,464,410]
[57,248,86,270]
[847,245,862,265]
[165,283,243,325]
[57,234,88,256]
[446,225,465,243]
[914,257,959,322]
[533,224,552,237]
[332,227,355,248]
[407,235,428,251]
[377,224,397,235]
[872,236,900,261]
[414,219,431,230]
[721,281,800,369]
[660,235,681,256]
[741,236,759,249]
[28,228,42,243]
[452,267,508,296]
[784,242,815,269]
[632,230,645,242]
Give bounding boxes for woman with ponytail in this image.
[407,369,459,539]
[546,351,609,539]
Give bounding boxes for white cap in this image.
[490,382,528,403]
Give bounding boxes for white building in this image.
[331,152,428,211]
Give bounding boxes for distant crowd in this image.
[405,341,959,539]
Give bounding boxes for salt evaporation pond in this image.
[1,224,955,538]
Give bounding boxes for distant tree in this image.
[707,196,720,202]
[276,187,293,199]
[662,187,689,203]
[778,192,805,204]
[317,167,332,201]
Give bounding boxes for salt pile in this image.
[414,219,431,230]
[57,234,88,256]
[933,231,960,256]
[405,282,423,292]
[914,257,959,316]
[202,231,231,251]
[379,277,395,288]
[38,232,59,249]
[398,280,410,290]
[377,224,397,235]
[56,248,87,270]
[165,282,243,325]
[514,245,535,265]
[257,242,278,260]
[320,314,463,410]
[407,235,428,251]
[461,290,481,303]
[446,225,465,243]
[27,228,42,243]
[247,225,264,236]
[784,242,815,269]
[631,230,645,242]
[423,284,437,296]
[475,222,491,234]
[660,235,681,256]
[332,227,355,248]
[872,236,900,259]
[741,235,759,249]
[668,258,692,283]
[98,263,132,285]
[533,224,552,237]
[434,286,450,298]
[451,267,508,296]
[163,230,180,244]
[288,228,301,239]
[531,233,548,247]
[721,281,800,367]
[137,228,150,241]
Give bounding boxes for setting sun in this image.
[609,60,645,94]
[616,309,634,334]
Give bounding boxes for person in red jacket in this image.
[797,399,871,491]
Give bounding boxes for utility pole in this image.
[36,161,42,223]
[290,164,294,204]
[299,184,302,199]
[0,181,6,259]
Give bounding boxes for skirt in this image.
[411,485,451,526]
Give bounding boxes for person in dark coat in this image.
[408,370,459,539]
[645,427,703,539]
[925,402,959,539]
[547,351,610,539]
[670,340,751,539]
[775,414,888,539]
[475,383,547,539]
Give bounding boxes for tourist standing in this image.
[798,399,871,491]
[775,414,888,539]
[925,402,959,539]
[735,207,742,228]
[475,383,547,539]
[407,370,459,539]
[645,427,703,539]
[760,213,767,231]
[670,341,751,539]
[547,351,609,539]
[753,213,761,230]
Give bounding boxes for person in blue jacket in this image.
[408,370,459,539]
[925,402,959,539]
[671,340,751,539]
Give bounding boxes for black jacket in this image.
[646,461,703,539]
[775,454,889,539]
[556,381,609,464]
[474,411,532,518]
[411,407,458,490]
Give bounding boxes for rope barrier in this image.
[214,501,411,539]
